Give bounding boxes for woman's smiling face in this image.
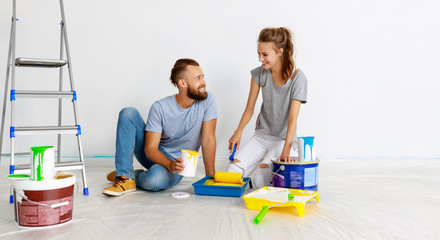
[257,41,283,70]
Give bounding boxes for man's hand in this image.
[169,157,185,173]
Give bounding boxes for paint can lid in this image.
[172,192,190,199]
[7,174,30,180]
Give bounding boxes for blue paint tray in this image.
[192,176,251,197]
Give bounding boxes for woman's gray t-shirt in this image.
[251,66,307,139]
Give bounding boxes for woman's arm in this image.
[228,78,260,152]
[279,99,302,162]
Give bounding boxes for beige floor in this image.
[0,157,439,240]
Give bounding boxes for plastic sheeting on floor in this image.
[1,157,439,240]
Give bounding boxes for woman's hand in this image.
[278,151,296,162]
[228,131,242,154]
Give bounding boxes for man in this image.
[103,58,217,196]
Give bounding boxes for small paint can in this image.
[272,160,319,191]
[12,174,76,227]
[179,149,199,177]
[298,136,315,162]
[30,146,55,181]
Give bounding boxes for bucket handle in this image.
[270,164,285,184]
[14,182,78,209]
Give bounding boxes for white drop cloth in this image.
[0,157,439,240]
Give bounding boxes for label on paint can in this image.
[304,167,318,187]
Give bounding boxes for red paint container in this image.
[12,174,76,227]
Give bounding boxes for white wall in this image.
[0,0,439,158]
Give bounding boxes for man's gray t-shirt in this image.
[251,66,307,139]
[145,92,218,159]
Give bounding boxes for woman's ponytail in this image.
[258,27,295,81]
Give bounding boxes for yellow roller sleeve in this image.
[214,172,243,184]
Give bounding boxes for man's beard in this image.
[187,86,208,101]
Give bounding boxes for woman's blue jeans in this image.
[115,107,183,191]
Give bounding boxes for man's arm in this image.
[201,118,217,177]
[144,131,183,173]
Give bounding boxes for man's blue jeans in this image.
[115,107,182,191]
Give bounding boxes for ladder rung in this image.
[55,161,85,171]
[15,57,67,68]
[14,125,79,135]
[14,161,84,172]
[13,90,75,99]
[1,152,29,157]
[1,150,65,157]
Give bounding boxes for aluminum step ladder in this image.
[0,0,89,203]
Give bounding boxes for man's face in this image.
[184,65,208,101]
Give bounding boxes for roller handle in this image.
[253,193,294,224]
[229,144,237,161]
[288,193,294,201]
[254,206,269,224]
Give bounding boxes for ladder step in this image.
[1,152,29,157]
[15,57,67,68]
[1,150,62,157]
[54,161,85,171]
[13,125,80,135]
[13,90,75,99]
[14,161,84,172]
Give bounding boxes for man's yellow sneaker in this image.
[102,176,136,196]
[106,169,143,182]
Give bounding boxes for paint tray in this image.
[243,187,319,217]
[192,176,251,197]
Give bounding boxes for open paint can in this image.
[272,160,319,191]
[179,149,199,177]
[12,173,76,227]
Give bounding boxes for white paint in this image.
[0,0,439,158]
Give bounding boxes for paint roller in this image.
[214,144,245,184]
[214,172,243,184]
[253,192,294,224]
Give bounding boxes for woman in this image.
[228,27,308,188]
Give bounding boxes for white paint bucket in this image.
[12,173,76,227]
